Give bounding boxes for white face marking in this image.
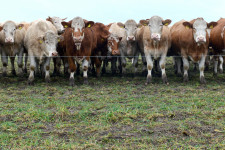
[2,21,17,43]
[193,19,207,43]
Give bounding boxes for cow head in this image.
[117,20,138,42]
[140,16,171,42]
[37,31,63,57]
[107,34,122,56]
[62,17,94,50]
[46,16,67,34]
[0,21,24,44]
[183,18,217,45]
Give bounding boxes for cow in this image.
[136,16,172,84]
[0,21,25,76]
[24,20,62,84]
[170,18,217,84]
[46,16,67,76]
[109,20,141,76]
[209,18,225,75]
[61,17,95,86]
[89,23,110,77]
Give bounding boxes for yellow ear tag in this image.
[186,26,190,29]
[164,23,168,26]
[58,39,60,42]
[210,25,213,29]
[19,27,22,30]
[39,40,43,44]
[120,26,124,28]
[88,24,91,28]
[101,38,104,41]
[144,24,147,26]
[64,25,68,28]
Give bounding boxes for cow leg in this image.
[141,53,147,75]
[132,53,139,77]
[68,57,76,86]
[17,48,24,77]
[160,54,168,84]
[175,57,182,76]
[213,56,218,76]
[205,55,210,71]
[23,53,28,73]
[10,57,16,76]
[82,59,89,84]
[102,59,107,74]
[28,54,36,85]
[44,57,51,83]
[95,58,102,78]
[193,63,198,72]
[182,56,189,82]
[219,55,223,73]
[1,51,8,77]
[199,55,206,84]
[53,57,60,76]
[121,57,127,75]
[145,52,153,85]
[111,57,117,75]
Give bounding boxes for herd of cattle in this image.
[0,16,225,85]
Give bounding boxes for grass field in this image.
[0,58,224,149]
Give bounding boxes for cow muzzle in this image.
[196,36,206,43]
[75,42,82,50]
[151,33,161,41]
[127,36,135,41]
[112,50,120,56]
[5,38,14,43]
[52,51,58,57]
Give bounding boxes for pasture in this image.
[0,58,224,149]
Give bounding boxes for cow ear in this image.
[163,19,171,26]
[0,26,3,31]
[117,22,125,28]
[183,21,192,29]
[46,16,52,22]
[139,20,148,26]
[57,35,64,42]
[207,21,217,29]
[107,23,113,28]
[137,23,143,28]
[85,21,94,28]
[62,17,67,21]
[62,21,71,28]
[16,24,24,30]
[119,37,123,41]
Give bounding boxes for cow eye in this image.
[55,22,57,23]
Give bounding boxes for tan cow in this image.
[170,18,217,84]
[209,18,225,75]
[136,16,171,84]
[24,20,62,84]
[0,21,25,76]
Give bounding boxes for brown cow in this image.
[171,18,217,84]
[62,17,95,86]
[209,18,225,75]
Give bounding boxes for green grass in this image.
[0,58,224,149]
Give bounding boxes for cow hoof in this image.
[83,78,88,85]
[28,80,34,85]
[45,77,50,83]
[24,69,28,74]
[2,72,7,77]
[12,70,16,76]
[177,72,182,77]
[200,76,206,84]
[18,72,24,77]
[69,78,75,86]
[183,75,189,82]
[162,75,168,84]
[145,76,152,85]
[219,69,223,74]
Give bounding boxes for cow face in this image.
[0,21,24,43]
[107,34,122,56]
[46,16,67,34]
[140,16,171,42]
[117,20,138,42]
[37,31,63,57]
[62,17,94,50]
[183,18,217,44]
